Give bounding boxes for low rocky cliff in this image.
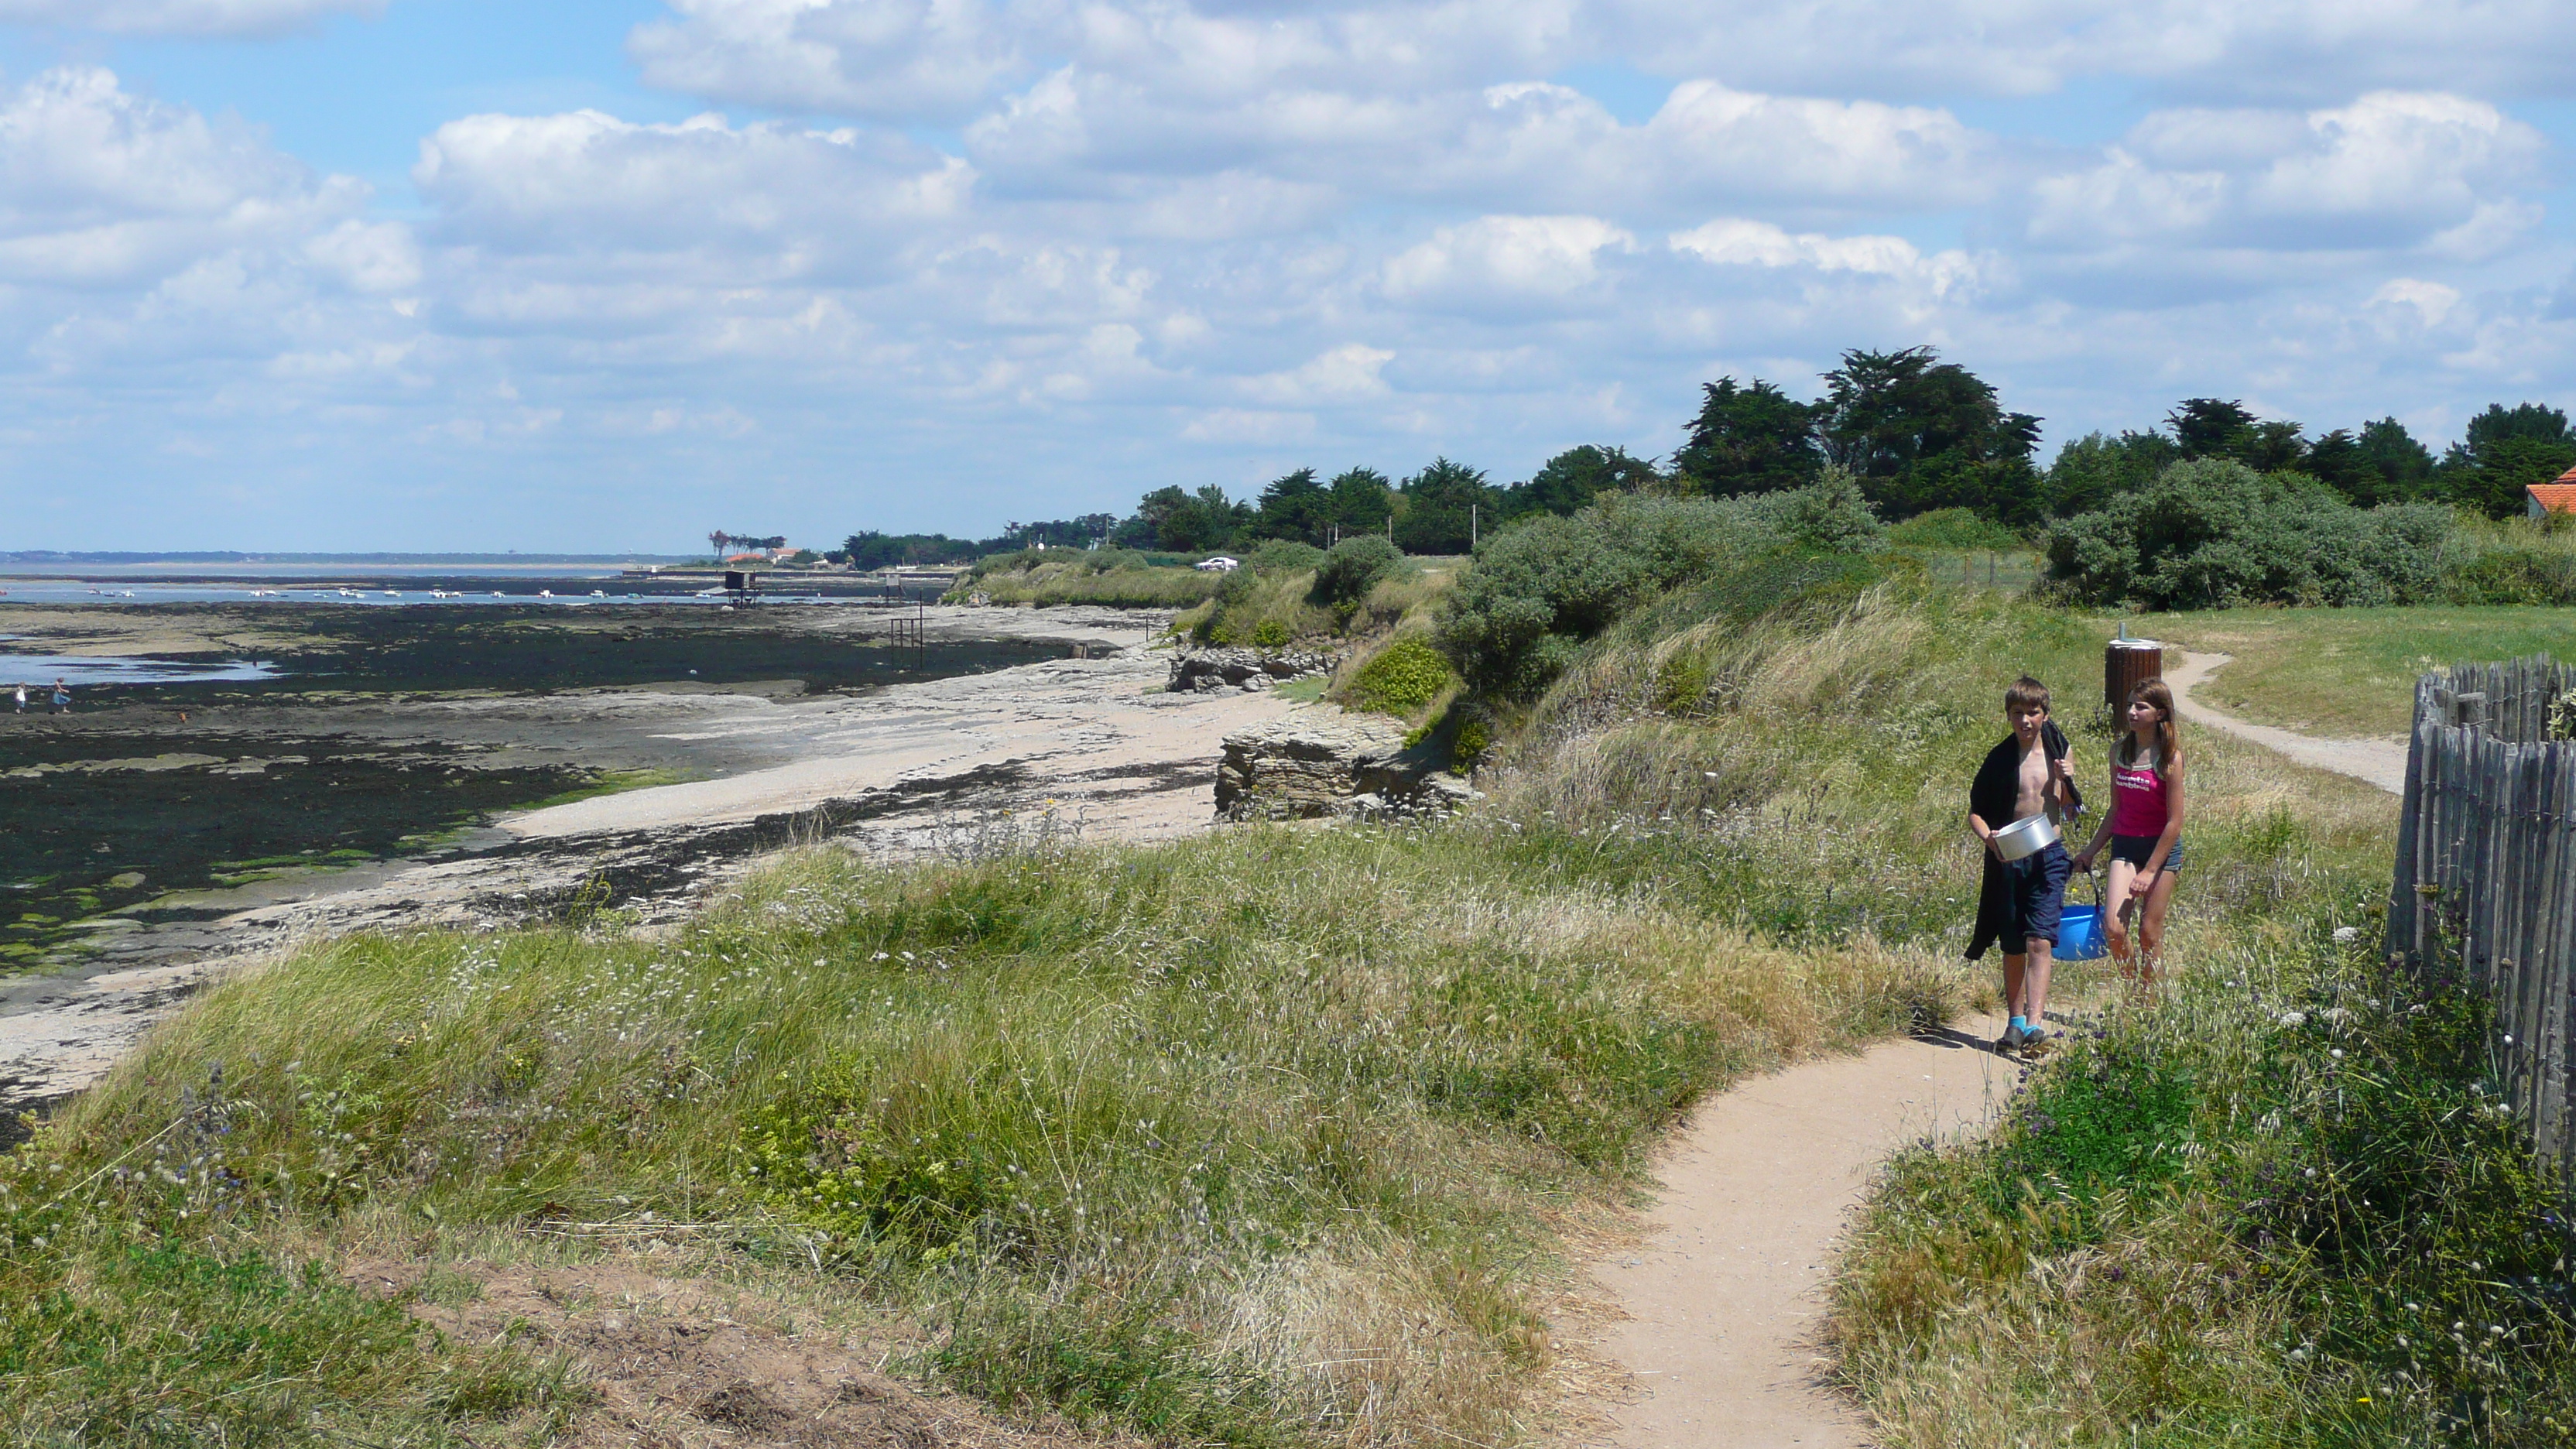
[1167,647,1334,693]
[1215,713,1475,820]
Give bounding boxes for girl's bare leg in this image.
[2101,859,2143,993]
[2135,868,2180,992]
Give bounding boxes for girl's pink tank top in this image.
[2108,755,2168,837]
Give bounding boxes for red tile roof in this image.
[2530,478,2576,514]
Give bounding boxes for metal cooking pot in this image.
[1990,812,2061,863]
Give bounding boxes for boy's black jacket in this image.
[1965,722,2083,962]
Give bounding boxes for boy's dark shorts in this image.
[2004,841,2073,951]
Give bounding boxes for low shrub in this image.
[1249,540,1326,574]
[2042,458,2451,609]
[2439,515,2576,605]
[1310,536,1413,608]
[1886,507,2026,550]
[1435,478,1882,698]
[1344,636,1456,718]
[1834,926,2576,1445]
[957,558,1226,608]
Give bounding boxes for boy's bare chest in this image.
[2014,746,2050,815]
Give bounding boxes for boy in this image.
[1966,676,2081,1051]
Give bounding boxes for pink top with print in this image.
[2108,759,2168,837]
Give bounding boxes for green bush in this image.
[2042,458,2451,609]
[1347,637,1455,717]
[1249,540,1325,574]
[1250,618,1290,649]
[1435,481,1882,697]
[1886,507,2026,550]
[1309,536,1412,608]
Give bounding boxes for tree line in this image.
[833,346,2574,565]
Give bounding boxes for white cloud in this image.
[2027,91,2544,255]
[0,0,378,36]
[1384,215,1634,312]
[2370,277,2461,327]
[413,109,971,272]
[1244,344,1395,406]
[9,2,2575,550]
[0,67,363,287]
[628,0,1026,122]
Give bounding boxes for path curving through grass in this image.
[2169,650,2406,795]
[1588,1019,2009,1447]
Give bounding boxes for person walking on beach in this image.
[2074,680,2187,997]
[49,678,70,714]
[1966,676,2081,1053]
[12,682,23,714]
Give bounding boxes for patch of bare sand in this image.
[503,646,1302,848]
[352,1257,1141,1449]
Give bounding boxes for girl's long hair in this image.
[2117,680,2182,776]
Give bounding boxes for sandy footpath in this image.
[1,613,1309,1117]
[1585,1023,2010,1447]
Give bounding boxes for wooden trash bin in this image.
[2105,636,2163,710]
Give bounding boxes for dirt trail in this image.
[1589,1020,2011,1447]
[2167,651,2406,795]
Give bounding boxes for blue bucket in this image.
[2057,874,2106,961]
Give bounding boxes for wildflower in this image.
[2278,1011,2307,1028]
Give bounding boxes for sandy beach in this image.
[0,605,1311,1119]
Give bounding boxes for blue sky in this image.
[0,0,2571,551]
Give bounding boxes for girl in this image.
[2074,680,2187,994]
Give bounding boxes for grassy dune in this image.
[0,564,2496,1447]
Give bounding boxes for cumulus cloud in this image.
[0,0,378,36]
[2028,91,2544,255]
[413,110,971,271]
[0,67,365,287]
[629,0,2576,118]
[1384,215,1633,313]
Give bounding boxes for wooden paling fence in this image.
[2388,655,2576,1180]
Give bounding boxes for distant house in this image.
[2530,467,2576,519]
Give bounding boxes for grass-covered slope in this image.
[15,824,1961,1447]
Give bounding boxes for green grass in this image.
[35,823,1970,1447]
[1833,929,2576,1446]
[2148,605,2576,736]
[959,557,1227,608]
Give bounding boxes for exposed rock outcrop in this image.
[1215,713,1476,820]
[1168,647,1334,694]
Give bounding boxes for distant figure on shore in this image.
[12,682,25,714]
[50,679,70,714]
